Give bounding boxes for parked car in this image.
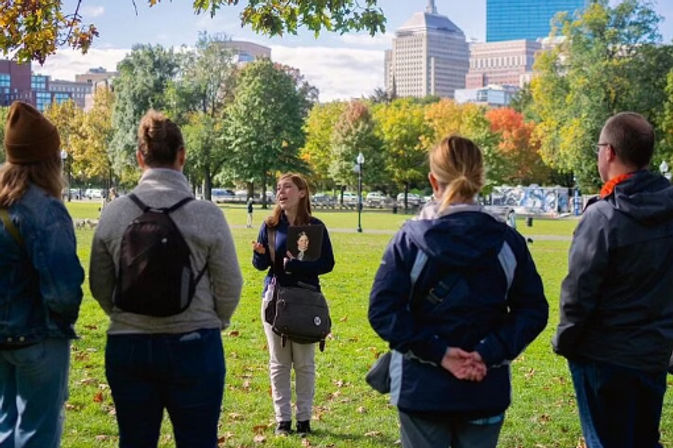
[234,190,248,202]
[211,188,235,203]
[365,191,393,208]
[397,192,422,207]
[85,188,103,200]
[312,193,336,206]
[341,191,358,205]
[69,188,82,200]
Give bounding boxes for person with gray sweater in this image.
[90,110,242,448]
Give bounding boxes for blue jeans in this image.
[569,359,666,448]
[105,329,225,448]
[399,410,504,448]
[0,338,70,448]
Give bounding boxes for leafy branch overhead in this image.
[0,0,386,64]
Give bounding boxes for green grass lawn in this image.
[62,201,672,447]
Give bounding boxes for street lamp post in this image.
[60,149,70,202]
[356,152,365,233]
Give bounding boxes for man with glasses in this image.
[553,112,673,448]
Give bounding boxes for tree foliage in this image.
[167,33,238,199]
[329,100,385,193]
[1,0,385,64]
[374,98,430,204]
[110,44,179,179]
[224,59,312,204]
[301,101,347,189]
[530,0,673,190]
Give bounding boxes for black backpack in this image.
[114,194,207,317]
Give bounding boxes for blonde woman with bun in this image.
[90,109,242,447]
[368,135,548,448]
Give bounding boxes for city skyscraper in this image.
[384,0,469,99]
[487,0,589,42]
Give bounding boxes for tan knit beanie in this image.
[4,101,61,165]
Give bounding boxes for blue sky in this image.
[36,0,673,101]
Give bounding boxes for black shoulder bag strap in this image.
[267,227,277,276]
[0,208,23,247]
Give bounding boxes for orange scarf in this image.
[600,173,633,198]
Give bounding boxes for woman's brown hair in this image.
[265,173,312,228]
[137,109,184,167]
[429,135,484,212]
[0,156,64,207]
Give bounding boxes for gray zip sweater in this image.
[89,168,242,334]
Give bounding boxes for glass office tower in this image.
[487,0,589,42]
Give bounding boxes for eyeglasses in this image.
[595,143,610,155]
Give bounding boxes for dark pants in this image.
[569,359,666,448]
[106,329,225,448]
[398,410,503,448]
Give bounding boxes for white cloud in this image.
[31,45,385,102]
[31,48,130,81]
[81,5,105,18]
[338,32,394,49]
[270,45,384,102]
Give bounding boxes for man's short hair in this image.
[602,112,654,168]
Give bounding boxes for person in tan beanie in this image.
[0,101,83,448]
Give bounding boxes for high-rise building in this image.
[487,0,589,42]
[384,0,469,99]
[222,41,271,65]
[465,39,541,89]
[49,79,92,109]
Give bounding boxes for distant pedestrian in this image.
[369,135,548,448]
[0,101,84,448]
[90,109,243,448]
[247,196,254,228]
[553,112,673,448]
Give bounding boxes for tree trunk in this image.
[404,183,409,210]
[247,180,254,201]
[203,164,212,201]
[261,172,268,209]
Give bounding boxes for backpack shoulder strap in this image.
[0,208,23,247]
[166,197,194,213]
[127,193,149,212]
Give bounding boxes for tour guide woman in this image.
[252,173,334,436]
[368,135,548,447]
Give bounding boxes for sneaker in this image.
[296,420,311,437]
[275,421,292,435]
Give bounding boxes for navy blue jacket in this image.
[369,206,547,415]
[252,214,335,295]
[554,170,673,372]
[0,185,84,347]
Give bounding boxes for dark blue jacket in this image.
[0,184,84,347]
[554,170,673,372]
[252,214,335,295]
[369,206,547,416]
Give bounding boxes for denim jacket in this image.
[0,184,84,346]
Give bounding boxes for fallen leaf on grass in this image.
[94,435,109,441]
[301,438,312,447]
[229,413,244,421]
[357,406,366,413]
[242,380,251,390]
[524,368,536,379]
[253,434,266,443]
[229,330,240,337]
[78,377,98,385]
[364,431,382,437]
[576,437,587,448]
[93,391,104,403]
[252,425,267,434]
[339,316,348,322]
[83,324,98,330]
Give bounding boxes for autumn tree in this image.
[301,101,347,189]
[70,87,116,187]
[44,99,84,195]
[374,98,431,208]
[0,106,8,164]
[423,99,504,189]
[1,1,385,64]
[224,59,312,207]
[531,0,673,190]
[329,100,385,199]
[167,33,237,200]
[110,45,179,180]
[485,107,551,185]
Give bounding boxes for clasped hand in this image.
[441,347,487,382]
